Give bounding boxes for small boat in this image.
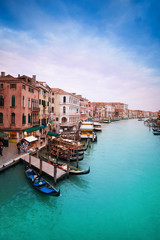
[51,149,84,162]
[50,161,90,175]
[153,130,160,135]
[93,122,102,131]
[25,166,60,196]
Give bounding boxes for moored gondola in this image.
[25,165,60,196]
[50,161,90,175]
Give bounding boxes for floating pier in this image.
[22,153,67,182]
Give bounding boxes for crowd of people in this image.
[16,140,28,154]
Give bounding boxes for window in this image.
[28,114,31,123]
[0,95,4,106]
[52,107,54,113]
[28,98,30,108]
[11,95,15,107]
[39,99,41,104]
[22,96,25,107]
[10,84,16,89]
[0,113,3,124]
[22,113,26,124]
[11,113,15,124]
[22,85,26,90]
[63,96,66,103]
[52,98,54,103]
[0,84,4,89]
[56,117,59,121]
[63,106,66,114]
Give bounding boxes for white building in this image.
[51,88,80,132]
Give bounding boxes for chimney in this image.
[32,75,36,82]
[1,72,5,77]
[18,74,20,78]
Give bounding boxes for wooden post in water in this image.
[54,148,59,185]
[76,149,79,169]
[39,157,42,176]
[29,153,31,167]
[36,148,39,158]
[67,149,70,177]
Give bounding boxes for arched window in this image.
[63,106,66,114]
[0,95,4,106]
[63,96,66,103]
[11,113,15,124]
[11,95,15,107]
[0,113,3,124]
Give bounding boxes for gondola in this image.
[50,161,90,175]
[51,149,84,162]
[153,131,160,135]
[25,165,60,196]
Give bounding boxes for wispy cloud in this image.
[0,21,159,111]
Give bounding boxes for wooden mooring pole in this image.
[54,149,59,185]
[76,149,79,169]
[67,150,70,177]
[29,153,31,167]
[39,157,42,176]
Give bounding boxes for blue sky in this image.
[0,0,160,111]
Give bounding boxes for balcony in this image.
[31,107,40,112]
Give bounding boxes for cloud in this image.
[0,23,159,111]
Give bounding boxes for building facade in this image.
[0,72,39,142]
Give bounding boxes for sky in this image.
[0,0,160,111]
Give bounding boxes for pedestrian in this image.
[17,142,21,154]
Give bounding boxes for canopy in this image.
[24,136,38,143]
[0,132,8,139]
[49,121,54,124]
[47,131,60,137]
[80,125,93,130]
[40,125,47,128]
[24,126,41,133]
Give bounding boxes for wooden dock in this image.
[22,153,67,181]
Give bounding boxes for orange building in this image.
[0,72,39,142]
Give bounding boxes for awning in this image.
[47,131,60,137]
[0,132,9,138]
[49,121,54,124]
[40,125,47,128]
[24,136,38,142]
[24,126,41,134]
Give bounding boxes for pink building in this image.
[76,95,89,121]
[0,72,39,142]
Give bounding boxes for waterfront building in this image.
[128,110,137,119]
[36,81,51,127]
[51,88,80,132]
[105,104,115,120]
[88,102,94,119]
[108,102,128,120]
[0,72,39,142]
[76,95,89,121]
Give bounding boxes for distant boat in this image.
[50,161,90,175]
[25,166,60,196]
[153,130,160,135]
[93,122,102,131]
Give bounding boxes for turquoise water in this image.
[1,119,160,240]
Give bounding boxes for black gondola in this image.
[25,165,60,196]
[50,161,90,175]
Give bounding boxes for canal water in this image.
[0,119,160,240]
